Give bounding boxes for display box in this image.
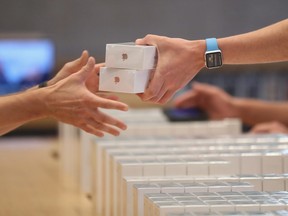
[105,43,157,70]
[99,67,152,93]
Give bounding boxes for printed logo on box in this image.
[114,76,120,84]
[122,53,128,61]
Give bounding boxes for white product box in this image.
[162,159,187,176]
[181,183,208,193]
[258,200,285,211]
[99,67,152,93]
[153,202,185,216]
[240,152,262,174]
[262,175,285,191]
[105,43,157,70]
[205,200,235,212]
[231,200,260,211]
[133,184,161,216]
[262,152,283,174]
[182,201,209,213]
[238,175,262,191]
[203,181,231,193]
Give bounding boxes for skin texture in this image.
[0,51,129,137]
[136,19,288,104]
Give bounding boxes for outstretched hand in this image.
[44,56,128,137]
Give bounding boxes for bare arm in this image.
[0,90,47,135]
[233,98,288,127]
[0,51,90,135]
[174,82,288,127]
[219,19,288,64]
[0,55,128,137]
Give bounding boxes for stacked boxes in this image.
[123,174,288,216]
[58,107,288,215]
[167,211,288,216]
[99,43,157,93]
[90,128,288,216]
[144,191,288,215]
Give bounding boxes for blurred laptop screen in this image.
[0,38,55,95]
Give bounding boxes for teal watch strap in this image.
[206,38,219,51]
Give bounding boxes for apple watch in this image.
[205,38,222,69]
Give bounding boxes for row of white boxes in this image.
[144,191,288,216]
[123,174,288,216]
[58,108,288,216]
[168,210,288,216]
[133,181,254,216]
[57,109,241,196]
[87,110,243,216]
[82,109,242,198]
[93,135,288,216]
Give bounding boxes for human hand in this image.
[47,50,89,86]
[173,82,238,120]
[250,121,288,134]
[43,57,129,137]
[47,51,116,100]
[135,34,205,104]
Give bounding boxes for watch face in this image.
[205,51,222,68]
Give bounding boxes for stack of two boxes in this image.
[99,43,157,93]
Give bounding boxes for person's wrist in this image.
[188,40,206,70]
[23,89,49,119]
[230,97,243,119]
[38,86,54,118]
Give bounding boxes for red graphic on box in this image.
[122,53,128,61]
[114,76,120,84]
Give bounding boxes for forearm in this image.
[233,98,288,126]
[0,89,47,135]
[218,19,288,64]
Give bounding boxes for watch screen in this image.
[206,52,222,68]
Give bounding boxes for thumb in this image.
[135,34,161,46]
[68,50,89,72]
[78,57,96,82]
[75,50,89,68]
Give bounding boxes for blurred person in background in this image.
[173,81,288,134]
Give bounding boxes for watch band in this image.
[206,38,219,51]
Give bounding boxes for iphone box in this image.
[105,43,157,70]
[99,67,152,93]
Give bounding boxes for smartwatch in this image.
[205,38,222,69]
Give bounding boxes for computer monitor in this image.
[0,37,55,95]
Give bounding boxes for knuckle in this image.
[63,62,73,70]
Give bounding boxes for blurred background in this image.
[0,0,288,136]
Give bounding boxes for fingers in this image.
[173,90,196,108]
[91,109,127,131]
[78,109,127,137]
[85,118,122,136]
[87,95,129,112]
[79,124,105,137]
[249,123,270,134]
[135,34,164,46]
[158,90,176,104]
[140,72,164,101]
[96,93,119,101]
[64,50,89,72]
[250,121,288,134]
[78,57,96,82]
